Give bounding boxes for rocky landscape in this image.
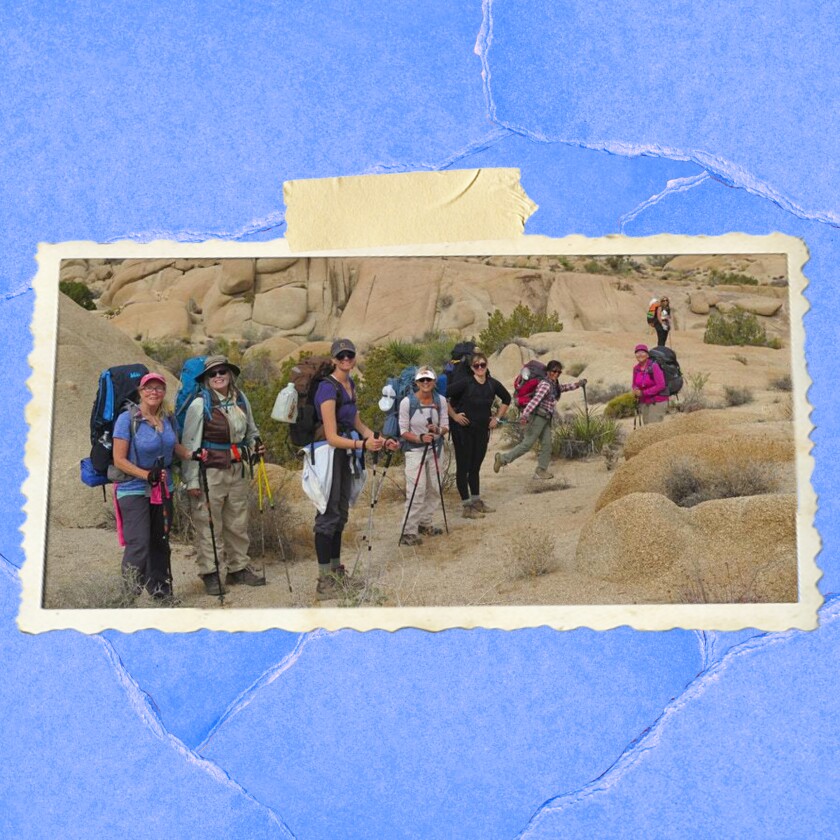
[43,253,799,609]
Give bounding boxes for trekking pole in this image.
[198,459,225,605]
[398,441,430,544]
[430,435,449,535]
[160,468,174,595]
[352,433,381,575]
[257,456,291,593]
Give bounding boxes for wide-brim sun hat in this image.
[634,344,649,354]
[139,372,167,388]
[201,354,241,378]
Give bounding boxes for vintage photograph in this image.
[36,247,808,623]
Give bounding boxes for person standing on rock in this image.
[181,355,267,596]
[494,360,586,480]
[111,372,194,601]
[313,339,400,599]
[648,296,672,347]
[632,344,668,425]
[446,351,511,518]
[398,367,449,546]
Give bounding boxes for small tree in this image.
[60,280,96,310]
[704,307,775,347]
[476,304,563,355]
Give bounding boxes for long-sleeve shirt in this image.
[520,379,582,421]
[632,362,668,404]
[180,388,259,489]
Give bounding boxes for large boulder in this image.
[110,300,192,341]
[252,286,309,330]
[574,491,796,602]
[218,258,255,295]
[99,259,176,307]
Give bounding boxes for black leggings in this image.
[451,426,489,501]
[654,322,669,347]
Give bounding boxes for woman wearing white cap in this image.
[111,371,193,600]
[397,367,449,546]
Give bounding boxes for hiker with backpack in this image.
[632,344,669,425]
[111,371,193,600]
[397,367,449,546]
[446,350,511,519]
[647,296,672,347]
[180,355,267,596]
[494,360,586,480]
[312,338,399,599]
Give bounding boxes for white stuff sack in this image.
[271,382,298,423]
[300,442,333,514]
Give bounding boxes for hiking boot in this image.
[418,524,444,537]
[202,573,223,596]
[493,453,504,473]
[462,504,485,519]
[533,468,554,480]
[472,499,495,514]
[332,564,364,591]
[226,567,266,587]
[316,576,339,600]
[399,533,423,546]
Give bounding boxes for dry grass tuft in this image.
[506,527,558,579]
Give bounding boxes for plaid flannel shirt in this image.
[521,379,582,421]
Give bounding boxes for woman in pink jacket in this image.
[632,344,668,424]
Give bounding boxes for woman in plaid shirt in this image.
[494,360,586,480]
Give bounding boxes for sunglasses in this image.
[142,384,166,392]
[472,362,487,370]
[336,351,356,361]
[207,368,229,377]
[417,377,434,383]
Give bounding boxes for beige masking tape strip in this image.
[284,169,538,250]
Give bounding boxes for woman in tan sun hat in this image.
[181,355,266,596]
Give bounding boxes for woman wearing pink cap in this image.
[111,371,193,601]
[632,344,668,425]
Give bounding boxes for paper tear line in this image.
[195,629,334,753]
[95,634,296,839]
[101,211,287,245]
[514,597,840,839]
[618,174,711,232]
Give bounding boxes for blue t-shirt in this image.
[112,410,178,497]
[314,376,357,434]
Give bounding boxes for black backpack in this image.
[81,363,148,488]
[286,356,344,448]
[648,346,683,396]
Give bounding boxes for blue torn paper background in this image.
[2,2,837,837]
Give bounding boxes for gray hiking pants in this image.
[500,414,553,471]
[118,493,172,594]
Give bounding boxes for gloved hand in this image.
[191,449,207,462]
[147,466,162,485]
[579,378,588,387]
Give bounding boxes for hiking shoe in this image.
[533,468,554,480]
[418,524,444,537]
[399,533,423,547]
[493,453,504,473]
[202,573,223,596]
[226,567,266,587]
[472,499,495,513]
[316,576,340,600]
[462,504,485,519]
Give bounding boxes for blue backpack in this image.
[381,366,445,447]
[174,356,209,435]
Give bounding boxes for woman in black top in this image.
[446,351,511,518]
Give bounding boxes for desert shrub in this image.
[604,392,637,419]
[500,406,524,448]
[723,385,754,407]
[647,254,673,268]
[770,374,792,392]
[677,371,711,413]
[552,408,618,458]
[708,270,759,286]
[60,280,96,310]
[506,527,558,579]
[704,308,775,347]
[587,383,630,405]
[583,260,602,274]
[566,361,587,377]
[665,458,778,507]
[476,304,563,355]
[141,338,194,376]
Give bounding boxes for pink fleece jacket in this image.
[632,361,668,404]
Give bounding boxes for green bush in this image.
[665,459,777,507]
[604,392,637,419]
[476,303,563,356]
[703,307,775,347]
[141,338,194,376]
[552,408,618,458]
[708,270,759,286]
[587,383,630,405]
[60,280,96,310]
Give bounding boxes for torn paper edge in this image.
[19,233,820,633]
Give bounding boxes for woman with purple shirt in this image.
[313,338,399,599]
[632,344,669,425]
